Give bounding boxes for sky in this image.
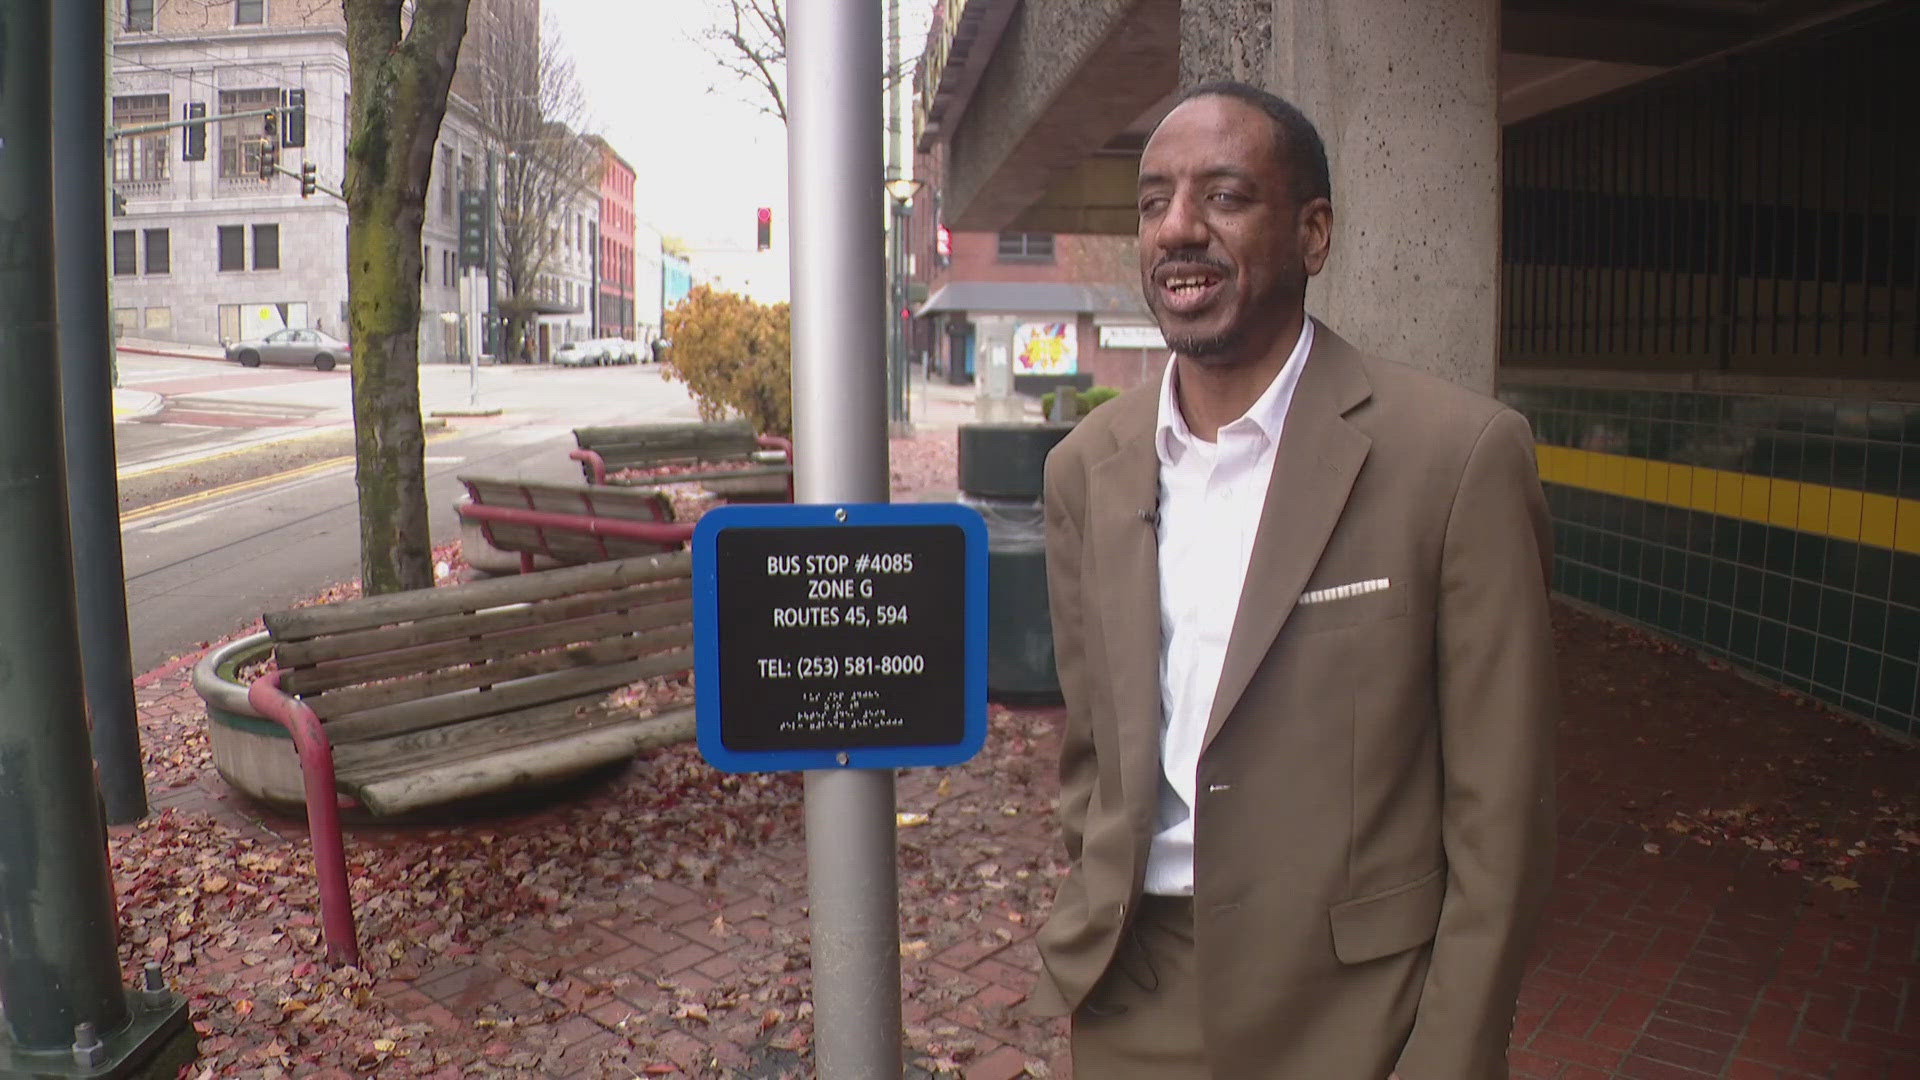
[542,0,933,304]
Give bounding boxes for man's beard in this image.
[1161,325,1240,362]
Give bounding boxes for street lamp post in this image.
[884,177,923,432]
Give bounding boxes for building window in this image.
[218,88,276,179]
[218,225,245,271]
[440,147,453,218]
[997,232,1054,262]
[125,0,154,33]
[144,308,171,331]
[112,231,137,276]
[253,224,280,270]
[422,244,430,282]
[111,94,169,183]
[235,0,264,26]
[143,228,170,274]
[114,308,140,334]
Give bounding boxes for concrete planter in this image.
[191,632,306,813]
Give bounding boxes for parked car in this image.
[225,328,351,371]
[552,341,597,367]
[584,337,635,364]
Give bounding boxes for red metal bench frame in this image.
[569,433,794,500]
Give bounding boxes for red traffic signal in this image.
[755,207,772,252]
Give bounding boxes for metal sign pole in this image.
[787,1,900,1076]
[54,0,147,825]
[0,0,134,1047]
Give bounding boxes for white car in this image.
[585,337,634,364]
[552,341,598,367]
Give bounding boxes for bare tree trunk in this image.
[343,0,470,595]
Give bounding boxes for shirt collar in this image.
[1155,317,1315,467]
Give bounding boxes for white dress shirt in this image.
[1143,319,1314,896]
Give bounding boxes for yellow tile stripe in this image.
[1533,444,1920,555]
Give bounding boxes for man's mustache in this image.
[1150,250,1231,277]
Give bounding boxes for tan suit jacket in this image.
[1031,324,1557,1079]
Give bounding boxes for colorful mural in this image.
[1013,321,1077,376]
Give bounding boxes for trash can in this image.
[957,423,1074,704]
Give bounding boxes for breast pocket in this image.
[1284,580,1409,634]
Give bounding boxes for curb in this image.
[133,644,222,689]
[111,388,165,420]
[117,343,227,363]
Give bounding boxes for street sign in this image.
[692,502,987,773]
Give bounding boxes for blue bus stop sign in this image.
[692,502,988,773]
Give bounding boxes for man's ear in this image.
[1298,197,1333,277]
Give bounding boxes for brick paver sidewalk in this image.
[118,602,1917,1080]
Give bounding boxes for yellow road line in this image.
[122,454,356,524]
[118,427,350,481]
[122,429,457,525]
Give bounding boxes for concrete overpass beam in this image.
[945,0,1179,232]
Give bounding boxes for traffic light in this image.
[182,102,206,161]
[756,206,771,252]
[300,161,318,198]
[282,89,306,148]
[259,111,278,180]
[458,189,489,268]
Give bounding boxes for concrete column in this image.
[1186,0,1501,392]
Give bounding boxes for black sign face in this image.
[712,524,967,755]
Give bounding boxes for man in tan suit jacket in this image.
[1030,83,1557,1078]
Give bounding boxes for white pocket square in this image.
[1298,578,1391,605]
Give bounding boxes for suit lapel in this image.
[1203,323,1374,751]
[1086,389,1166,820]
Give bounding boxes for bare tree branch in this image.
[699,0,913,128]
[476,13,600,359]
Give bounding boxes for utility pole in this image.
[485,145,500,359]
[884,0,907,431]
[56,0,146,825]
[2,0,192,1071]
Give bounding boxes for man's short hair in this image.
[1176,80,1331,206]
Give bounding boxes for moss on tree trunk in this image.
[343,0,470,595]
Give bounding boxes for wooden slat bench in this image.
[245,551,696,967]
[570,418,794,502]
[455,475,692,574]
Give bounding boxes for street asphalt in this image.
[108,350,989,673]
[111,351,704,671]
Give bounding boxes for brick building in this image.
[587,136,637,340]
[907,2,1160,395]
